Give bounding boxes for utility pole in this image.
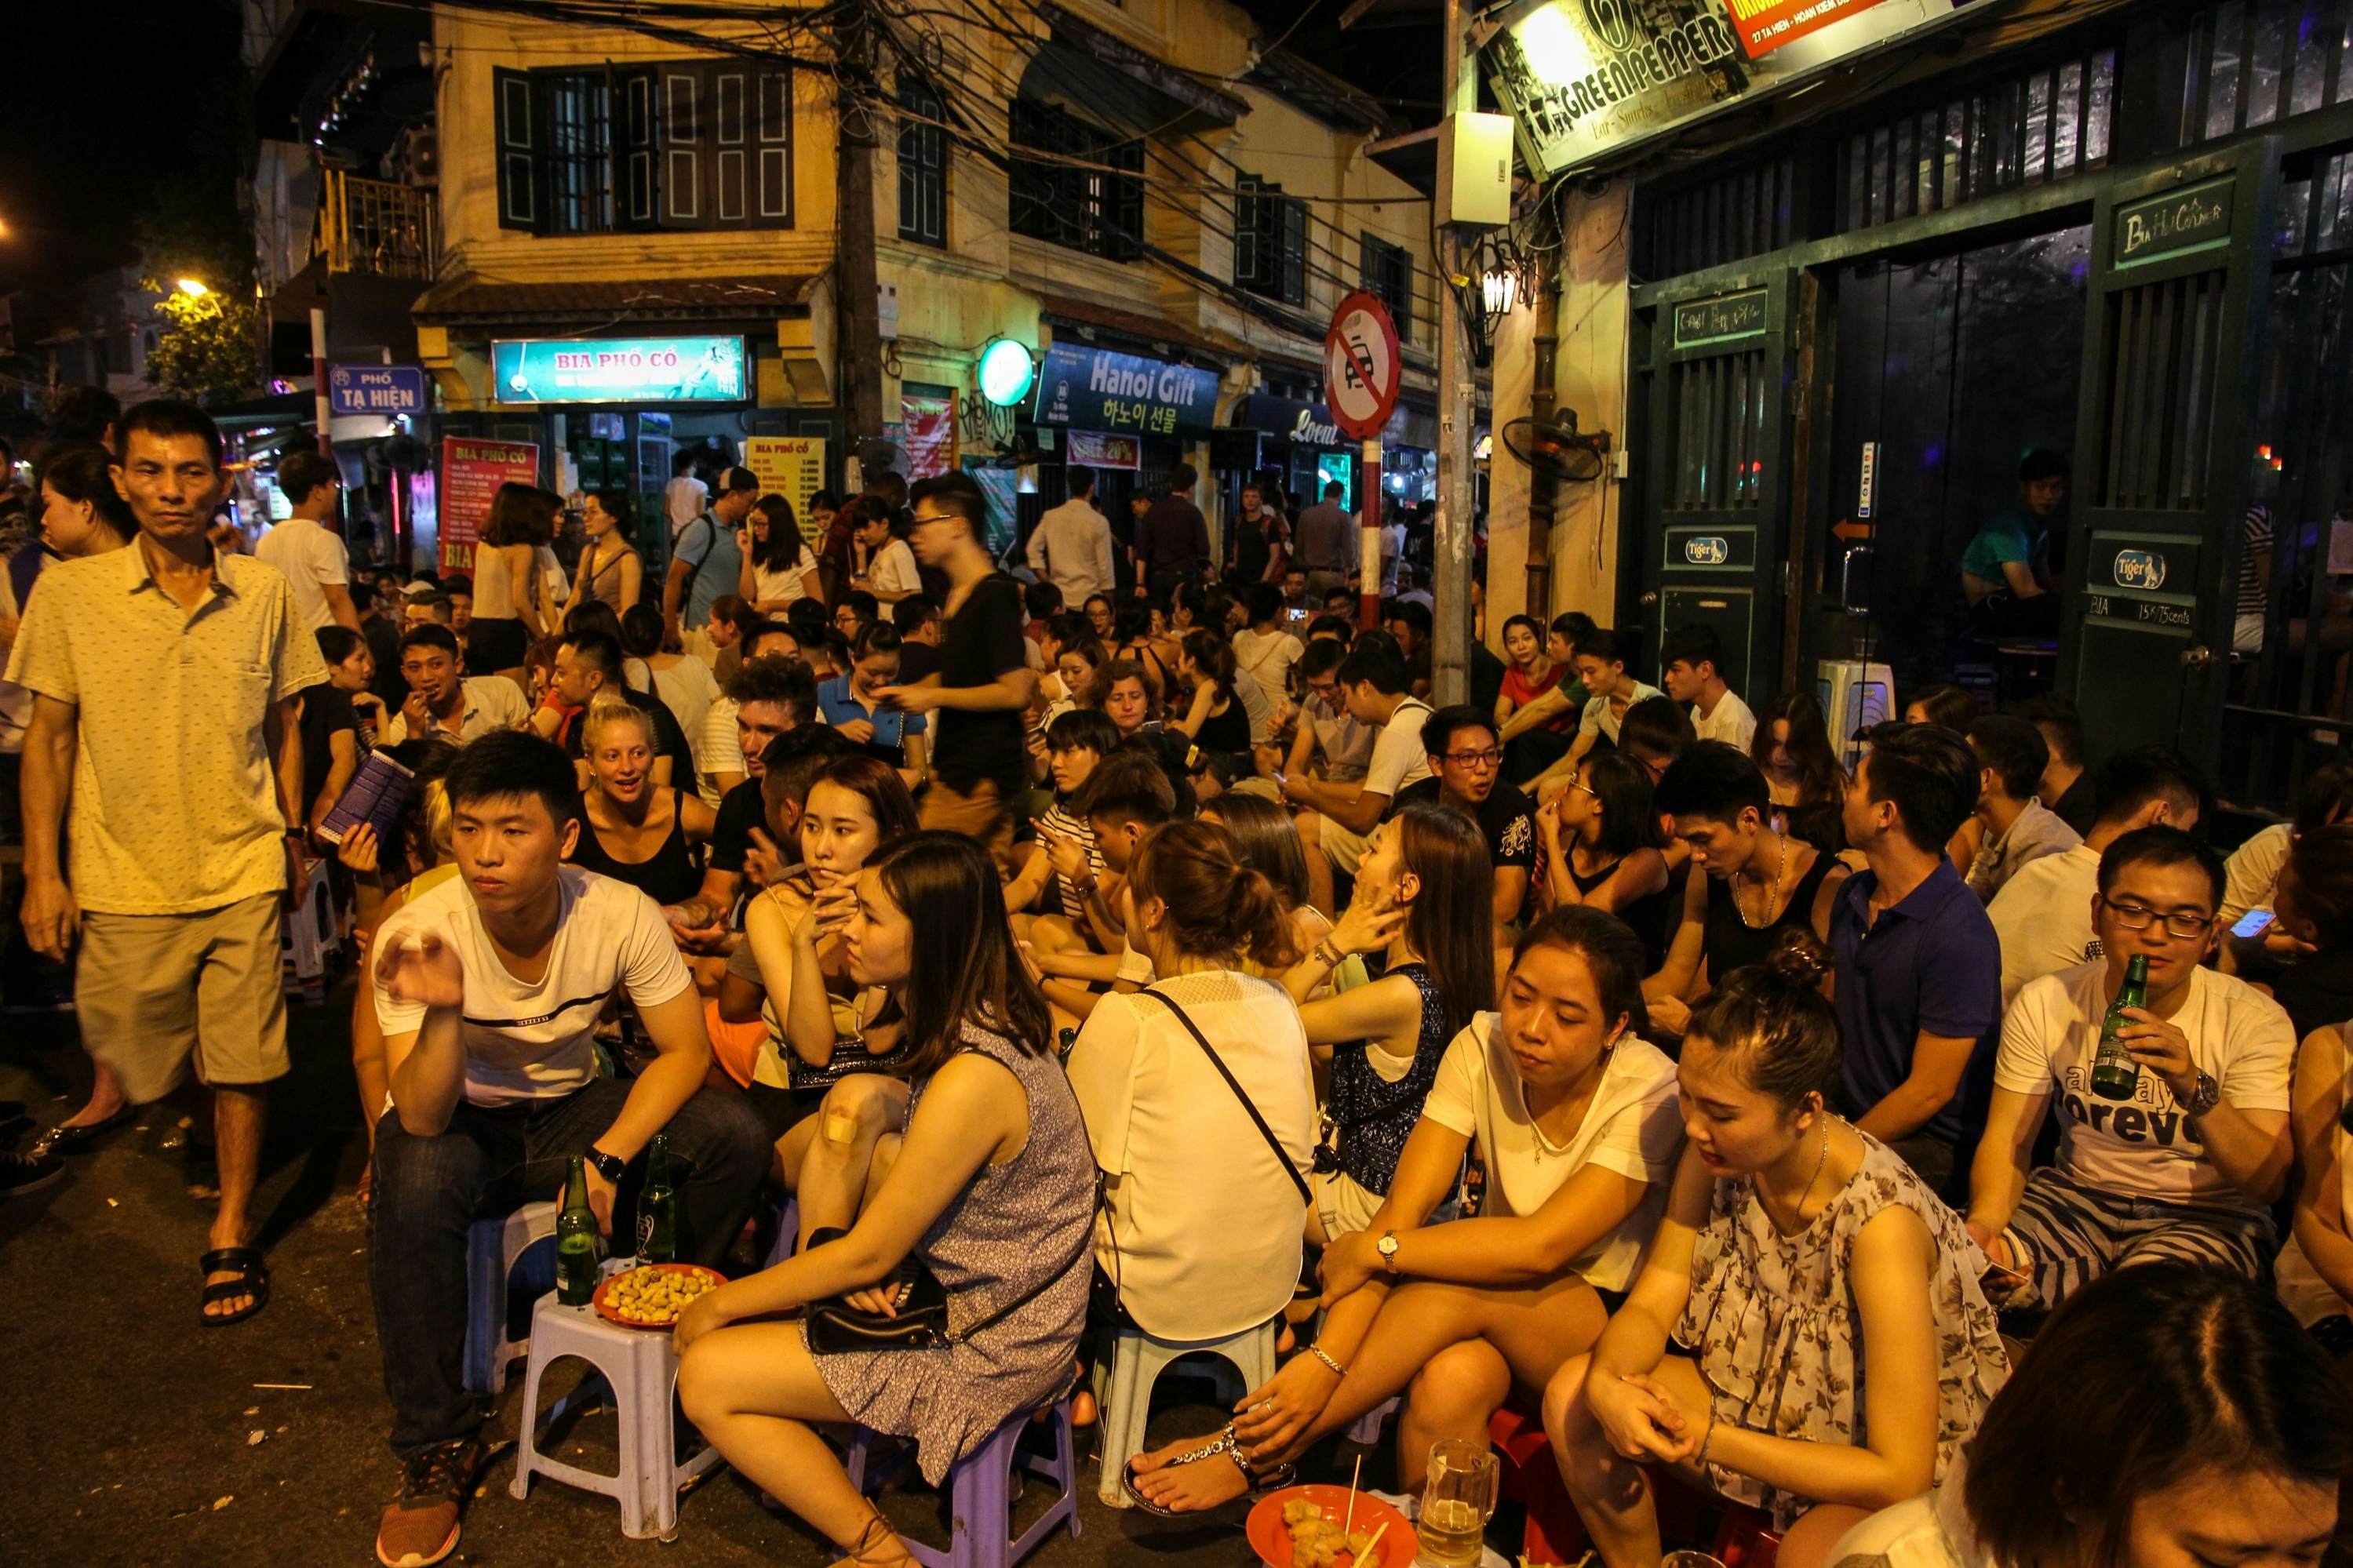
[1431,0,1477,707]
[835,0,885,449]
[1526,277,1560,621]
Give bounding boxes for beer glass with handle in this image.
[1417,1437,1499,1566]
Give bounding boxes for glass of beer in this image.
[1417,1438,1500,1566]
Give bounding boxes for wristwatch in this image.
[2183,1071,2223,1119]
[585,1148,628,1184]
[1376,1231,1400,1275]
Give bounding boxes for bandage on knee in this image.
[822,1109,861,1145]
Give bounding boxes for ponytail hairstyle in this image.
[35,440,136,547]
[1682,928,1840,1110]
[1205,793,1312,911]
[1510,905,1650,1042]
[869,831,1051,1075]
[1126,818,1285,967]
[1392,802,1498,1040]
[1180,627,1237,698]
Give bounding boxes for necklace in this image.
[1758,1116,1834,1239]
[1528,1061,1605,1164]
[1738,834,1789,929]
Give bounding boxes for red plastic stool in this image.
[1482,1409,1776,1567]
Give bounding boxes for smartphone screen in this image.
[2231,908,2278,940]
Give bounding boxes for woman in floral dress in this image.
[1546,934,2009,1568]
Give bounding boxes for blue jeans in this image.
[369,1079,769,1454]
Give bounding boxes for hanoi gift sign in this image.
[1032,344,1221,439]
[490,336,748,405]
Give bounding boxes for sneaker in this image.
[0,1148,64,1200]
[376,1439,486,1568]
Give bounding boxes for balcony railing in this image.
[316,169,438,279]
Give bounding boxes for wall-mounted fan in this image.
[1499,408,1612,483]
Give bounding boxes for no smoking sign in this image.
[1323,291,1403,442]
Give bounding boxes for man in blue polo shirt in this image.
[1833,722,2003,1195]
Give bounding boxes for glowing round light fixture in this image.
[978,338,1037,407]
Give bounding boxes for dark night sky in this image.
[0,0,244,294]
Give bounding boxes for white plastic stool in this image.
[509,1290,721,1540]
[1091,1319,1277,1507]
[462,1202,557,1399]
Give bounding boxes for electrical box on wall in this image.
[877,281,900,342]
[1437,112,1514,227]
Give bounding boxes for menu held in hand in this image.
[317,749,415,847]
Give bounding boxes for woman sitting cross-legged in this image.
[676,832,1098,1568]
[716,754,920,1176]
[1124,906,1682,1515]
[1544,933,2009,1568]
[1281,802,1496,1241]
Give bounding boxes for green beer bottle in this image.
[637,1133,677,1264]
[557,1155,600,1306]
[2089,953,2151,1101]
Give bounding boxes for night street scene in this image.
[9,1,2353,1566]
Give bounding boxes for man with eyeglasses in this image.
[1393,705,1535,935]
[1965,826,2293,1313]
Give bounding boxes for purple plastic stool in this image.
[843,1398,1082,1568]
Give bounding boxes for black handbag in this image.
[804,1216,1096,1353]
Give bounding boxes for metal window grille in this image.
[1667,351,1770,511]
[2171,0,2353,151]
[1360,233,1413,344]
[545,72,616,235]
[1635,157,1795,281]
[1234,176,1307,306]
[2093,271,2227,511]
[1010,100,1144,261]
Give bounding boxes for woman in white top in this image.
[1125,906,1681,1515]
[1065,818,1317,1375]
[621,602,718,774]
[738,493,823,611]
[1828,1264,2348,1568]
[1232,582,1306,703]
[468,482,558,679]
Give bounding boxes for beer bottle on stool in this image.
[557,1155,600,1305]
[2089,954,2151,1101]
[638,1133,678,1264]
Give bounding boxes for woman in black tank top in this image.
[1535,750,1672,963]
[570,697,716,911]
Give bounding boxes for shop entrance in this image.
[1812,222,2092,700]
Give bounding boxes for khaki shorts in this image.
[1310,1165,1384,1239]
[76,893,289,1104]
[920,777,1015,868]
[1320,813,1376,876]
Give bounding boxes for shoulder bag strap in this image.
[1133,988,1312,1207]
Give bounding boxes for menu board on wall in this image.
[743,436,830,544]
[437,436,539,573]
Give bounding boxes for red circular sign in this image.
[1323,290,1404,442]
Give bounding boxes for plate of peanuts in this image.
[592,1262,726,1329]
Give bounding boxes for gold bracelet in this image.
[1306,1344,1348,1379]
[1314,940,1343,968]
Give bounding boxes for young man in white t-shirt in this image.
[1966,828,2292,1313]
[1987,745,2205,1006]
[253,449,362,632]
[1277,633,1431,894]
[1658,623,1754,751]
[366,732,768,1568]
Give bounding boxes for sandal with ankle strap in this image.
[1120,1421,1295,1517]
[835,1512,917,1567]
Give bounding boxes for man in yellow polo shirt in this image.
[7,399,326,1326]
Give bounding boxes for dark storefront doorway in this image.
[1820,224,2091,695]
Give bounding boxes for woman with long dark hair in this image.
[722,754,922,1148]
[679,831,1095,1568]
[1129,907,1681,1515]
[468,482,559,679]
[1751,692,1849,853]
[1282,802,1497,1239]
[1535,748,1674,954]
[738,492,822,612]
[1200,793,1331,977]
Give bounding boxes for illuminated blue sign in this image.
[490,336,749,405]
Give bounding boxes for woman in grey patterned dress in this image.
[678,833,1095,1568]
[1547,937,2009,1568]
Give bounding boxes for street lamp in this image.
[1481,263,1519,322]
[177,278,211,298]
